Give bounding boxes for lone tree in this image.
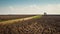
[44,12,47,15]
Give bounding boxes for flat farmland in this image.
[0,15,36,21]
[0,15,60,34]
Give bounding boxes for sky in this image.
[0,0,60,15]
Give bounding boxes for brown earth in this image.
[0,15,35,21]
[0,15,60,34]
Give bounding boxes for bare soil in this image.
[0,15,60,34]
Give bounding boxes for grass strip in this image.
[0,15,42,25]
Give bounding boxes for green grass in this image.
[0,15,42,25]
[0,15,42,22]
[0,20,2,22]
[32,15,42,19]
[0,20,1,21]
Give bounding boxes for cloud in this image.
[0,4,60,14]
[40,4,60,14]
[8,5,44,14]
[9,6,14,11]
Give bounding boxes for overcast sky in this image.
[0,0,60,14]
